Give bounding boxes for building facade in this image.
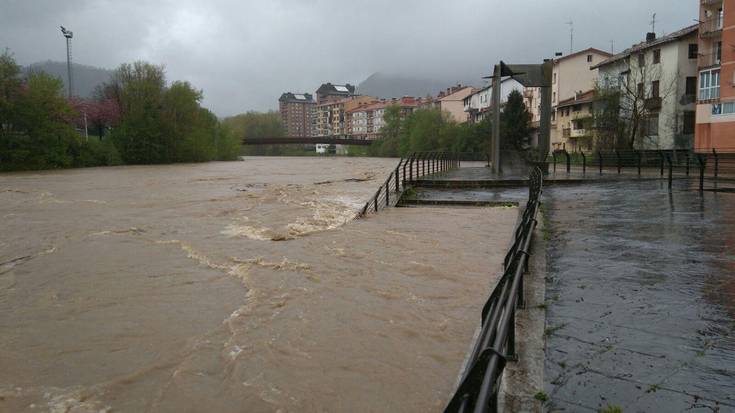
[316,95,374,136]
[278,92,316,137]
[552,90,595,152]
[315,83,356,104]
[550,48,612,149]
[463,78,525,123]
[346,97,423,139]
[695,0,735,151]
[438,86,476,123]
[594,25,699,150]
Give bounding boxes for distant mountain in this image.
[25,60,114,98]
[357,72,481,99]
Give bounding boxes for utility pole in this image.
[491,64,501,174]
[610,40,615,54]
[60,26,74,98]
[566,20,574,54]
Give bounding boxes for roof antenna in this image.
[566,20,574,54]
[651,13,657,34]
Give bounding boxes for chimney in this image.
[646,32,656,42]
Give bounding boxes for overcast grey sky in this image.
[1,0,697,116]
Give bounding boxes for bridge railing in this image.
[358,151,460,217]
[444,167,543,413]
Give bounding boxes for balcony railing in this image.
[700,16,723,36]
[570,129,588,138]
[699,51,722,68]
[701,0,722,6]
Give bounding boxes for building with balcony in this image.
[593,25,699,149]
[552,90,595,152]
[550,48,613,147]
[346,97,423,139]
[278,92,316,137]
[463,78,525,123]
[316,95,375,137]
[437,86,476,123]
[695,0,735,151]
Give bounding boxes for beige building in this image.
[550,48,612,149]
[551,90,595,152]
[438,86,476,123]
[316,95,375,136]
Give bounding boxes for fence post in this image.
[552,152,557,173]
[581,151,586,174]
[564,150,570,173]
[374,187,380,212]
[698,154,706,191]
[667,153,673,190]
[598,151,603,175]
[685,152,690,176]
[659,150,664,176]
[636,151,642,176]
[395,165,400,192]
[615,150,621,174]
[713,148,719,179]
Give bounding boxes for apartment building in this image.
[278,92,316,137]
[553,90,595,151]
[347,97,423,139]
[316,95,374,136]
[438,86,476,123]
[594,25,699,149]
[463,78,525,123]
[550,48,612,149]
[695,0,735,151]
[315,83,356,104]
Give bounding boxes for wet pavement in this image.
[543,180,735,412]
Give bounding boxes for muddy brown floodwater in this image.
[0,157,517,413]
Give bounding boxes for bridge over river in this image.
[242,136,373,145]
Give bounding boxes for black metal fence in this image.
[444,167,543,413]
[549,149,735,191]
[358,151,460,217]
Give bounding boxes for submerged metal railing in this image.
[549,149,735,191]
[358,151,460,217]
[444,167,543,413]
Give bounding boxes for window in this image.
[638,53,645,67]
[553,73,557,84]
[713,101,735,116]
[716,41,722,64]
[587,54,593,63]
[699,68,721,100]
[642,114,659,136]
[653,49,661,64]
[686,77,697,96]
[637,82,645,97]
[688,44,699,59]
[652,80,660,98]
[553,91,556,103]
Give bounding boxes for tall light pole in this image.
[60,25,74,98]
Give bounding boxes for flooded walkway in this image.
[0,157,517,412]
[543,180,735,412]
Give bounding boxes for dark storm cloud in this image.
[1,0,697,116]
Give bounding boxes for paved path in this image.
[543,180,735,412]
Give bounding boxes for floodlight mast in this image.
[60,26,74,98]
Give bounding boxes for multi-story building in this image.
[278,92,316,137]
[550,48,612,149]
[316,95,374,136]
[553,90,595,152]
[594,25,699,149]
[695,0,735,151]
[438,86,476,123]
[463,78,525,123]
[347,97,423,139]
[315,83,356,103]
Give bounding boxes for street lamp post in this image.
[60,26,74,98]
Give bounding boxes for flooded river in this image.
[0,157,517,413]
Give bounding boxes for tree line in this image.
[0,50,240,171]
[367,90,532,158]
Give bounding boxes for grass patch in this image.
[533,391,549,402]
[544,323,566,337]
[599,404,623,413]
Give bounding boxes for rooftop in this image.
[591,24,698,69]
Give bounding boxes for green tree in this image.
[223,111,285,156]
[500,90,531,150]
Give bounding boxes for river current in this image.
[0,157,516,413]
